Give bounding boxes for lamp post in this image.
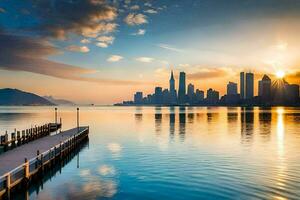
[55,107,58,124]
[77,108,79,133]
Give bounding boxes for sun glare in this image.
[276,70,285,79]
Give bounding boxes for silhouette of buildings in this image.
[116,69,300,106]
[246,72,254,99]
[178,72,186,104]
[258,75,271,104]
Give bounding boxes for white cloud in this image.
[66,45,90,53]
[132,29,146,36]
[95,35,115,48]
[157,43,184,53]
[125,0,131,4]
[144,9,157,14]
[81,23,117,38]
[107,55,123,62]
[0,8,6,13]
[97,36,115,44]
[130,5,140,10]
[80,38,91,44]
[136,57,154,63]
[124,13,148,26]
[96,42,108,48]
[144,2,152,7]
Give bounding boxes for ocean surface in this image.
[0,106,300,200]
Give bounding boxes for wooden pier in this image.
[0,123,62,152]
[0,126,89,198]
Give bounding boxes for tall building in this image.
[169,71,175,92]
[246,72,254,99]
[227,82,238,95]
[154,87,163,105]
[207,88,219,104]
[169,71,177,104]
[178,72,186,104]
[240,72,245,99]
[187,83,195,103]
[134,92,143,104]
[195,89,204,102]
[258,75,271,103]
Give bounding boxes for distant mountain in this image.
[44,96,75,105]
[0,88,54,106]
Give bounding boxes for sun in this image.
[275,70,285,79]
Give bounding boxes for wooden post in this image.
[6,173,11,197]
[24,158,29,179]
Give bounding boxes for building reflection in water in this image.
[187,107,194,124]
[179,107,186,142]
[169,107,175,140]
[134,107,143,123]
[258,107,272,141]
[227,107,238,123]
[206,107,219,124]
[241,107,254,143]
[155,107,162,134]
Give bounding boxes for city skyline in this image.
[120,69,299,106]
[1,0,300,104]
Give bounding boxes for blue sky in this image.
[0,0,300,104]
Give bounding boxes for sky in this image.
[0,0,300,104]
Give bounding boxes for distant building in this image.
[207,88,219,104]
[227,82,238,95]
[162,89,170,104]
[187,83,195,103]
[258,75,271,103]
[154,87,163,104]
[195,89,204,102]
[240,72,245,99]
[178,72,186,104]
[169,71,177,104]
[246,72,254,99]
[134,92,143,104]
[286,83,299,104]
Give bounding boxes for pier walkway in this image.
[0,126,89,197]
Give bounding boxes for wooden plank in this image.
[0,127,88,176]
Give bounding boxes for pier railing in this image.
[0,123,62,150]
[0,127,89,197]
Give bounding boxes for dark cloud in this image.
[30,0,118,39]
[0,32,145,85]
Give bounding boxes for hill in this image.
[0,88,55,106]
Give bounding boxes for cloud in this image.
[131,29,146,36]
[0,32,147,85]
[124,13,148,26]
[31,0,118,39]
[157,43,184,53]
[0,8,5,13]
[130,5,140,10]
[135,57,154,63]
[96,42,108,48]
[80,38,91,44]
[66,45,90,53]
[95,35,115,48]
[107,55,123,62]
[144,9,157,14]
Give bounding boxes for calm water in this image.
[1,106,300,200]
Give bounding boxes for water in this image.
[1,106,300,200]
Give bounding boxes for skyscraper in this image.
[246,72,254,99]
[169,71,177,104]
[207,88,219,104]
[178,72,186,104]
[169,71,175,92]
[187,83,195,103]
[240,72,245,99]
[258,75,271,103]
[227,82,238,95]
[154,87,163,104]
[134,92,143,104]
